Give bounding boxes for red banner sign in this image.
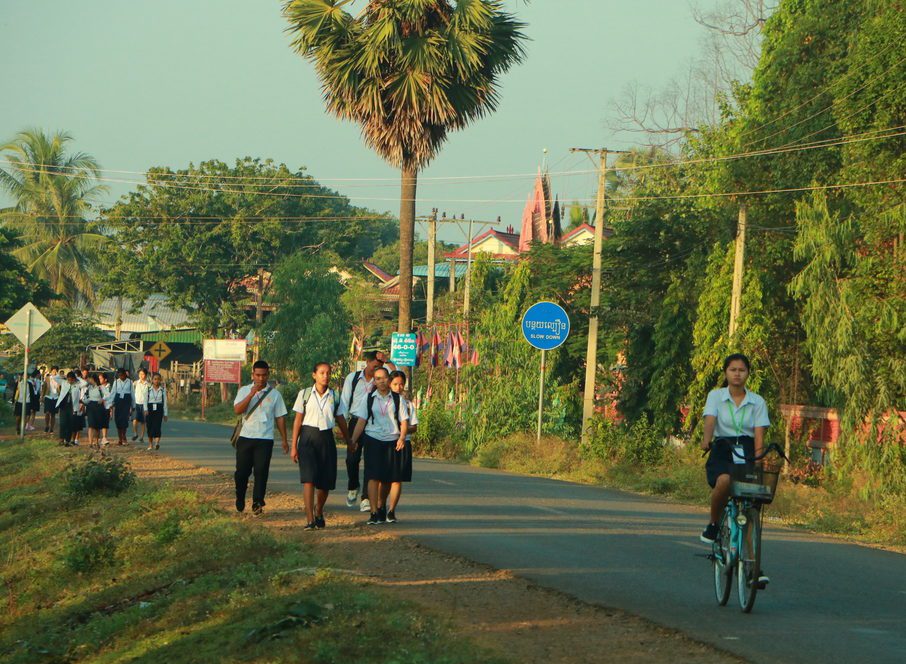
[204,359,241,384]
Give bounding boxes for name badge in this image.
[152,403,158,412]
[732,444,746,465]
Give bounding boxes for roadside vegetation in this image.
[0,436,501,664]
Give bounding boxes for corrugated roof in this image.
[95,295,193,333]
[411,264,469,278]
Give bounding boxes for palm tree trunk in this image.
[398,164,417,333]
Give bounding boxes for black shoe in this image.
[252,503,263,516]
[366,512,381,525]
[303,521,317,531]
[315,515,325,529]
[386,510,397,523]
[377,506,387,523]
[131,435,138,441]
[236,497,246,513]
[700,522,720,543]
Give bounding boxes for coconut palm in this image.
[0,129,108,304]
[284,0,526,332]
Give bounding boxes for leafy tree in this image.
[0,129,109,303]
[0,227,54,319]
[99,158,393,335]
[285,0,527,333]
[261,253,350,378]
[340,276,388,349]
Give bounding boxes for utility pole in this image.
[729,203,747,337]
[427,208,437,325]
[254,268,264,363]
[462,215,475,318]
[572,147,627,445]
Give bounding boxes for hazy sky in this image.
[1,0,708,244]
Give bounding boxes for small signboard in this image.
[390,332,418,367]
[147,341,172,362]
[204,359,242,384]
[203,339,247,361]
[4,302,52,347]
[521,301,570,350]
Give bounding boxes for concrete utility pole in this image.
[729,203,747,337]
[462,215,475,318]
[572,147,627,445]
[427,208,437,324]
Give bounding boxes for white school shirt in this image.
[101,384,115,409]
[703,387,770,439]
[46,376,60,398]
[352,390,409,442]
[293,386,338,431]
[55,380,75,409]
[83,385,104,403]
[337,370,374,420]
[134,379,150,406]
[403,396,418,442]
[113,378,133,398]
[233,384,288,440]
[147,386,168,417]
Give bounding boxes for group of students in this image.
[232,351,416,530]
[14,366,169,451]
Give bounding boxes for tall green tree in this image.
[261,253,350,377]
[100,158,393,335]
[285,0,526,333]
[0,228,54,319]
[0,129,108,303]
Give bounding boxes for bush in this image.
[65,456,136,497]
[61,529,116,573]
[412,399,457,456]
[582,417,665,465]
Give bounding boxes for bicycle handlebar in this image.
[701,441,790,463]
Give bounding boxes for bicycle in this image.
[706,442,788,613]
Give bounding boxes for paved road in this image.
[157,419,905,664]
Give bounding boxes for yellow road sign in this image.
[148,341,172,362]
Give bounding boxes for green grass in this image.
[168,399,237,426]
[0,437,504,664]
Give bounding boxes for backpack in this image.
[366,390,401,427]
[346,370,364,413]
[299,386,340,419]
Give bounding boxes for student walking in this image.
[350,367,408,525]
[27,371,42,431]
[43,367,60,434]
[145,373,168,450]
[55,371,80,446]
[233,360,289,516]
[338,350,384,512]
[98,372,114,446]
[383,370,417,523]
[71,369,89,445]
[132,368,150,444]
[83,373,106,449]
[13,374,30,434]
[291,362,348,530]
[112,368,133,445]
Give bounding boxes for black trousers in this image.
[235,436,274,506]
[345,417,364,492]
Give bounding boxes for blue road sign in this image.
[521,301,570,351]
[390,332,418,367]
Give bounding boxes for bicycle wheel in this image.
[736,506,762,612]
[713,509,733,606]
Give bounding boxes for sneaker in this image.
[756,575,770,588]
[377,507,387,523]
[386,510,397,523]
[303,521,317,531]
[366,512,381,525]
[155,443,160,450]
[236,497,246,513]
[147,445,153,451]
[346,490,359,508]
[315,515,325,529]
[360,498,371,513]
[700,522,720,543]
[101,438,109,447]
[252,503,263,516]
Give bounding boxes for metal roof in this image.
[410,263,469,278]
[94,294,193,333]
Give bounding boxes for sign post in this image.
[521,302,570,442]
[202,339,247,420]
[5,303,53,439]
[390,332,418,367]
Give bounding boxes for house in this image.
[95,295,193,339]
[443,227,523,263]
[560,222,613,247]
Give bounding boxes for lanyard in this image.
[313,389,332,422]
[726,400,747,437]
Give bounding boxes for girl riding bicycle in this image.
[699,353,770,546]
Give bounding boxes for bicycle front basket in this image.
[730,466,779,503]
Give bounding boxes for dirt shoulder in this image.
[103,443,743,664]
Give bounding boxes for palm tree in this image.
[284,0,526,332]
[0,129,108,304]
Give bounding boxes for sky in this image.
[0,0,709,245]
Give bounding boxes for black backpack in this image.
[366,390,401,427]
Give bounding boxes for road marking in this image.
[722,636,740,641]
[533,505,567,515]
[432,479,456,486]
